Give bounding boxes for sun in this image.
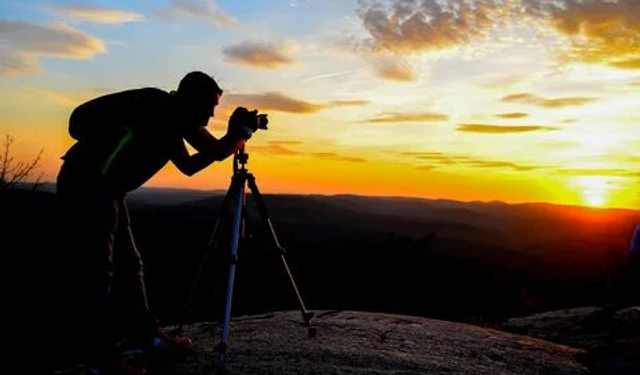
[573,176,611,208]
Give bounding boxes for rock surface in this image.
[160,310,587,375]
[502,306,640,375]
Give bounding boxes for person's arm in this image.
[170,127,246,176]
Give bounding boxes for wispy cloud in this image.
[155,0,236,27]
[367,112,448,123]
[58,4,144,24]
[227,92,324,114]
[457,124,558,133]
[250,142,365,162]
[374,58,416,81]
[609,58,640,70]
[495,112,528,119]
[553,168,639,177]
[311,152,367,163]
[250,142,303,156]
[268,140,304,146]
[330,100,370,107]
[0,18,106,76]
[302,69,362,83]
[402,151,544,171]
[501,93,595,108]
[223,41,295,69]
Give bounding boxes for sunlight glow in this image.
[572,176,613,208]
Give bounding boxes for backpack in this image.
[68,88,169,141]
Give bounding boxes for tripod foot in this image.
[302,311,315,326]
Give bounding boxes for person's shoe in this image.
[152,328,193,351]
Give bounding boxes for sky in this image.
[1,0,639,209]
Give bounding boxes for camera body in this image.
[230,106,269,133]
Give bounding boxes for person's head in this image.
[176,71,223,127]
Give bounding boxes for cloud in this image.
[250,143,303,156]
[403,151,544,171]
[223,41,295,69]
[367,112,449,123]
[524,0,640,65]
[374,58,416,81]
[609,57,640,70]
[357,0,503,53]
[357,0,640,68]
[227,92,324,113]
[0,19,106,77]
[457,124,558,133]
[329,99,370,106]
[553,168,638,177]
[495,112,528,119]
[311,152,367,163]
[155,0,236,27]
[0,51,38,76]
[501,93,595,108]
[268,140,304,146]
[58,4,144,24]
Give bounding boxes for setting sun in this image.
[574,176,611,207]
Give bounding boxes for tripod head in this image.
[233,146,249,174]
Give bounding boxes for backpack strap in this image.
[101,127,133,176]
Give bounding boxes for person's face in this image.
[211,91,221,117]
[181,92,221,133]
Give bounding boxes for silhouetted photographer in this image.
[55,71,265,374]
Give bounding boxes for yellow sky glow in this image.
[2,0,639,210]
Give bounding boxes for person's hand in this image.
[227,106,253,140]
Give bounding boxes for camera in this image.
[230,106,269,133]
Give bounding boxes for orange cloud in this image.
[495,112,528,119]
[403,151,544,171]
[524,0,640,65]
[0,19,106,76]
[330,100,370,106]
[501,93,595,108]
[223,42,295,69]
[457,124,558,133]
[58,4,144,24]
[367,112,448,123]
[609,57,640,70]
[374,58,416,81]
[554,168,638,177]
[250,142,303,156]
[358,0,640,68]
[311,152,367,163]
[250,143,366,162]
[227,92,324,114]
[357,0,500,53]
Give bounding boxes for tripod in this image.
[184,146,314,367]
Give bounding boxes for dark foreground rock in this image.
[502,306,639,375]
[161,310,586,375]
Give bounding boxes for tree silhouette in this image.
[0,132,43,190]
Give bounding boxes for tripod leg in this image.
[183,177,233,323]
[216,173,246,366]
[246,173,314,326]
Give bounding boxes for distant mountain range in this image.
[4,187,639,327]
